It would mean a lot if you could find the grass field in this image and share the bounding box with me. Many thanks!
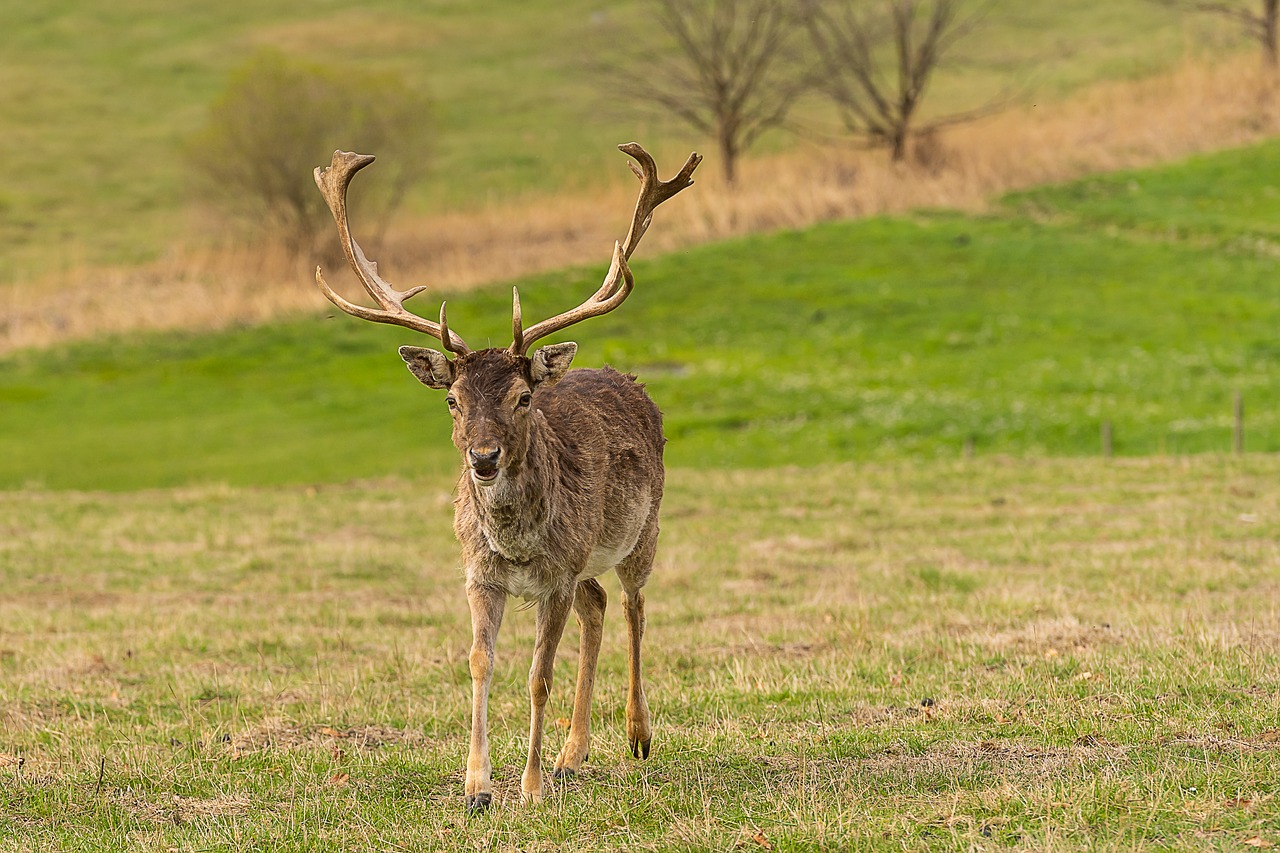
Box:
[5,138,1280,490]
[0,0,1239,280]
[5,22,1280,847]
[2,456,1278,849]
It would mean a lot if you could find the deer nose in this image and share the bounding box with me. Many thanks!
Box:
[468,447,501,469]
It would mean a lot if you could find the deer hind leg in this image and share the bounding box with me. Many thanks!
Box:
[553,579,607,778]
[521,589,574,804]
[621,584,652,759]
[617,527,658,760]
[464,584,506,812]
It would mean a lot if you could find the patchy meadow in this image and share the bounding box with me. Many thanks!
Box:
[2,456,1278,848]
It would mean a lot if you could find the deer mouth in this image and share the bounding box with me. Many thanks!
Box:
[471,465,501,486]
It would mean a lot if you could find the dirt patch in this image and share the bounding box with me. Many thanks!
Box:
[229,721,426,754]
[856,738,1096,781]
[1161,732,1280,753]
[171,794,255,820]
[976,617,1121,657]
[110,790,259,825]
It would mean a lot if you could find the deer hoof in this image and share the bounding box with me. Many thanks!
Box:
[553,747,588,777]
[465,792,492,813]
[630,737,652,760]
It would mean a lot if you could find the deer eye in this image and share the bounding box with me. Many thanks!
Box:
[516,392,532,409]
[446,396,458,410]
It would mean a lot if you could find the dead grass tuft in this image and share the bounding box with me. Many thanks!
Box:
[5,56,1280,353]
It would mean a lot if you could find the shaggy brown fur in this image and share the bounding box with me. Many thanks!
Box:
[312,143,697,812]
[401,344,665,810]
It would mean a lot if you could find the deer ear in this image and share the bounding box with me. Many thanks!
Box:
[399,346,455,389]
[530,342,577,387]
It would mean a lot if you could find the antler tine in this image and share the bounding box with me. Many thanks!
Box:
[513,144,699,355]
[510,287,525,355]
[515,242,634,353]
[313,150,469,353]
[618,143,703,262]
[439,301,465,356]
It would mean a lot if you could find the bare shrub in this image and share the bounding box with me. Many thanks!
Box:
[185,49,431,256]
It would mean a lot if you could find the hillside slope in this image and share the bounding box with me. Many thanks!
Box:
[2,140,1279,489]
[0,0,1232,281]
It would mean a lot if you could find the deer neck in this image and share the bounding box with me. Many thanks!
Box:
[465,415,560,563]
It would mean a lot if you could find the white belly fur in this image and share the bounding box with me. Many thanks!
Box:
[581,490,651,579]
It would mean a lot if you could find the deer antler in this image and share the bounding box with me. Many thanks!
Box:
[511,143,701,355]
[313,150,469,354]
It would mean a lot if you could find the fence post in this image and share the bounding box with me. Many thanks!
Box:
[1234,391,1244,455]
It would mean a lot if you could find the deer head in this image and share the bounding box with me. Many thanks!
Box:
[313,144,701,488]
[398,345,576,487]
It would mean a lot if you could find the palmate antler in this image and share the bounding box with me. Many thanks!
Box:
[313,144,701,358]
[511,144,702,355]
[313,151,468,354]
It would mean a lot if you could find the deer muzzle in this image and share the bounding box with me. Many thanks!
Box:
[468,447,502,487]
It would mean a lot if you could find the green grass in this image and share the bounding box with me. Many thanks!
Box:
[2,456,1278,849]
[5,139,1280,490]
[5,84,1280,850]
[1005,138,1280,245]
[0,0,1239,278]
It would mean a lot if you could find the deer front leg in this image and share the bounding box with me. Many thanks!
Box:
[522,589,574,804]
[622,586,652,759]
[464,583,506,812]
[553,579,607,778]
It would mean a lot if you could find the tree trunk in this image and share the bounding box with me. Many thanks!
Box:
[718,131,738,184]
[1266,0,1279,68]
[890,128,909,162]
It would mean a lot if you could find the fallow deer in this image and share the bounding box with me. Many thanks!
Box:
[312,144,700,811]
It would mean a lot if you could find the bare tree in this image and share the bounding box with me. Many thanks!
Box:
[800,0,996,162]
[603,0,805,184]
[1157,0,1279,67]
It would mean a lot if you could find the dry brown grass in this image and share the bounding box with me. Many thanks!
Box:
[4,54,1280,354]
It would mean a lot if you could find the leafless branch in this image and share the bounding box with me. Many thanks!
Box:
[799,0,1005,162]
[1155,0,1279,67]
[594,0,807,184]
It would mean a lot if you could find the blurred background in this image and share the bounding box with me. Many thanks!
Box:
[2,0,1279,489]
